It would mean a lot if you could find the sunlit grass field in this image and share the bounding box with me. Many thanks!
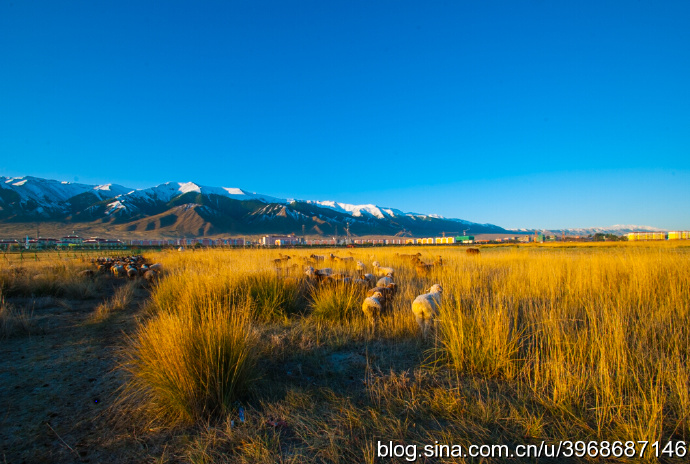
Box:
[2,241,689,462]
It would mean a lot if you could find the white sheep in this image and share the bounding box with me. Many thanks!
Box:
[111,264,125,278]
[372,261,395,278]
[411,284,443,338]
[376,275,394,287]
[362,291,384,333]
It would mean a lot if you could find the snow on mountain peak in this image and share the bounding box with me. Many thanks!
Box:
[223,187,246,196]
[179,182,202,194]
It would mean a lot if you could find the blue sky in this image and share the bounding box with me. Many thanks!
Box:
[1,1,689,230]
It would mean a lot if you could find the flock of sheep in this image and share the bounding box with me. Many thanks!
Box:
[78,248,482,337]
[85,256,162,283]
[299,252,447,338]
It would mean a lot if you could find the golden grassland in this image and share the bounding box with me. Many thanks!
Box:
[1,241,689,463]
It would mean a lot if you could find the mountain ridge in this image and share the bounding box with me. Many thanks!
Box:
[0,176,507,238]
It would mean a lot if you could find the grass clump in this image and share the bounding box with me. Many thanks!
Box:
[123,296,260,426]
[242,272,307,322]
[90,281,135,322]
[0,291,32,338]
[310,282,367,322]
[0,262,101,298]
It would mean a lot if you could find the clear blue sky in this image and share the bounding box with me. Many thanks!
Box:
[1,1,689,230]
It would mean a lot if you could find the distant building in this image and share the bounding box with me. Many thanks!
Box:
[0,239,20,250]
[627,232,666,241]
[58,234,83,246]
[262,235,302,246]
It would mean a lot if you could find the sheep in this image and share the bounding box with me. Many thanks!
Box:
[79,269,94,278]
[466,248,480,255]
[363,273,377,287]
[356,261,366,273]
[411,284,443,338]
[149,263,163,272]
[372,261,395,278]
[310,254,325,262]
[274,254,291,265]
[111,264,126,278]
[376,275,394,287]
[367,283,397,314]
[323,273,352,285]
[434,256,444,267]
[353,273,377,287]
[126,266,138,280]
[415,262,434,277]
[362,291,385,333]
[143,269,159,284]
[305,266,333,282]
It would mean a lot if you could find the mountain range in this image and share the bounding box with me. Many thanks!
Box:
[0,176,507,238]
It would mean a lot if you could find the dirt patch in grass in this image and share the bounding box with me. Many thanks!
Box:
[0,279,151,463]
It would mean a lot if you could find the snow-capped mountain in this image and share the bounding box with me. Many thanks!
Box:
[512,225,668,235]
[0,175,507,237]
[1,176,131,205]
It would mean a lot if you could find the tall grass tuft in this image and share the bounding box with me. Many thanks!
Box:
[310,282,367,322]
[243,272,307,322]
[0,291,32,338]
[0,261,100,298]
[123,296,259,426]
[90,282,135,322]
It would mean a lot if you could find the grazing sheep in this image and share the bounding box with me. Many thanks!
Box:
[466,248,480,255]
[323,273,352,285]
[111,264,126,278]
[305,266,332,282]
[376,275,394,287]
[356,261,366,273]
[310,254,325,262]
[363,273,377,287]
[149,263,163,272]
[411,284,443,338]
[367,283,397,314]
[415,262,434,277]
[126,266,138,279]
[372,261,395,278]
[143,269,159,284]
[79,269,94,278]
[362,291,384,333]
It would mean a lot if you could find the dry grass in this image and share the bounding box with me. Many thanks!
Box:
[0,258,102,298]
[135,243,690,461]
[90,281,136,322]
[122,291,261,427]
[4,242,690,462]
[0,290,33,338]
